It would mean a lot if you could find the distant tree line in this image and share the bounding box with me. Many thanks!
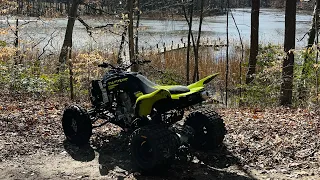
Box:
[230,0,315,9]
[11,0,315,17]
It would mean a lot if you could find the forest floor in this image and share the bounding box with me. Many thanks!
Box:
[1,94,320,180]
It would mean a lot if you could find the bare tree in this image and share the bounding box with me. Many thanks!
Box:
[58,0,83,72]
[182,0,205,83]
[246,0,260,84]
[128,0,138,71]
[184,0,194,84]
[192,0,205,82]
[299,0,320,99]
[305,1,320,50]
[280,0,296,106]
[117,25,128,65]
[135,0,141,60]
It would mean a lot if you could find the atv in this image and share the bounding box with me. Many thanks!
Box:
[61,60,226,172]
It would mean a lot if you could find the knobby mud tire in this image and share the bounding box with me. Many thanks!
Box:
[62,104,92,146]
[129,125,179,172]
[185,108,226,150]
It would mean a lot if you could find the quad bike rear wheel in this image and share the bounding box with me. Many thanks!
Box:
[185,108,226,150]
[62,105,92,146]
[129,125,179,172]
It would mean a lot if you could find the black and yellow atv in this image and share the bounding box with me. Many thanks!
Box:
[61,60,226,172]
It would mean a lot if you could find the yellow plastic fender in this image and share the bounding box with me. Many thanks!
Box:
[187,73,219,89]
[135,89,171,117]
[134,73,219,117]
[170,73,220,100]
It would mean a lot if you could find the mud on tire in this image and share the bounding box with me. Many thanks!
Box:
[62,105,92,146]
[129,125,179,172]
[185,108,226,150]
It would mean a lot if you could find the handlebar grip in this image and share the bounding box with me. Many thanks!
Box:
[98,63,109,68]
[135,60,151,64]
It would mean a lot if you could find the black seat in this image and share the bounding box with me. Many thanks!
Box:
[136,74,158,94]
[168,86,190,94]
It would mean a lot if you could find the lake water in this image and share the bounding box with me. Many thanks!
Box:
[138,8,312,48]
[0,8,313,54]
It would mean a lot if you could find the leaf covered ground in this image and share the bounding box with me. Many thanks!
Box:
[0,94,320,179]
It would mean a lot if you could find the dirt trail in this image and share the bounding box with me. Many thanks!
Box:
[0,142,252,180]
[1,96,320,179]
[1,137,319,180]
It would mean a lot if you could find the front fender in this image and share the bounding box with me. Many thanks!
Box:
[135,89,171,117]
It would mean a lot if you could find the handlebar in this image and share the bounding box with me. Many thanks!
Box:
[97,60,151,71]
[138,60,151,64]
[97,62,109,68]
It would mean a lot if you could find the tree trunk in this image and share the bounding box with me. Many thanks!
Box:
[27,0,30,15]
[246,0,260,84]
[128,0,138,72]
[58,0,81,72]
[14,19,19,48]
[193,0,204,82]
[68,48,74,100]
[135,0,140,59]
[118,25,128,64]
[280,0,296,106]
[186,1,194,85]
[14,19,19,65]
[16,0,20,14]
[67,0,71,13]
[303,2,319,71]
[299,1,320,100]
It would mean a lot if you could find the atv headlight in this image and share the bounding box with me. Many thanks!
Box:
[201,91,210,100]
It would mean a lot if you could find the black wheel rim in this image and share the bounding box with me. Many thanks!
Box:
[71,118,78,133]
[193,123,209,146]
[136,138,153,163]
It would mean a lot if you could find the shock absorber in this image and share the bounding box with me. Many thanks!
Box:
[99,81,109,104]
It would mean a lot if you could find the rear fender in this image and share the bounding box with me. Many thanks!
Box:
[187,73,219,89]
[135,89,171,117]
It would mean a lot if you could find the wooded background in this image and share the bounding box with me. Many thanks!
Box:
[11,0,315,16]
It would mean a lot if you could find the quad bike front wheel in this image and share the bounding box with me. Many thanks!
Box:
[62,105,92,146]
[185,108,226,150]
[129,125,179,172]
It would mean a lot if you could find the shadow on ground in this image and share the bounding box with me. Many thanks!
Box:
[64,132,255,180]
[63,140,95,162]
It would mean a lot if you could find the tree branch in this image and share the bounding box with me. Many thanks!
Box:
[38,30,58,60]
[82,2,117,15]
[182,5,196,49]
[77,16,118,35]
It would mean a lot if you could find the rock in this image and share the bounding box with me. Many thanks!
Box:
[289,163,302,168]
[60,151,67,155]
